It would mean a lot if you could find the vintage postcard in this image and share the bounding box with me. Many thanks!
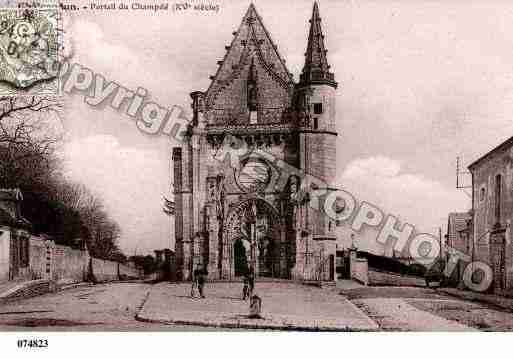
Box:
[0,0,512,356]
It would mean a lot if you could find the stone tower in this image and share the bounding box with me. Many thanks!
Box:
[173,2,338,281]
[297,1,337,185]
[292,2,338,279]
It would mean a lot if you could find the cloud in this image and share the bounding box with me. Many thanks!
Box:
[69,19,143,88]
[63,135,172,255]
[339,156,469,234]
[57,0,513,259]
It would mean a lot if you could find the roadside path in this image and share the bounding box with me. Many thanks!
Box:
[353,298,476,331]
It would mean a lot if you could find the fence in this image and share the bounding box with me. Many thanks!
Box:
[297,252,335,281]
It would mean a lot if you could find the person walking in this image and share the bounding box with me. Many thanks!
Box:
[190,268,199,298]
[242,270,250,300]
[197,268,206,298]
[248,268,255,298]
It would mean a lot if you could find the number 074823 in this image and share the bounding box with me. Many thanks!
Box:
[17,339,48,348]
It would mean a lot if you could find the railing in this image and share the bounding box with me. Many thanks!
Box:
[205,109,315,129]
[298,252,333,282]
[299,70,336,84]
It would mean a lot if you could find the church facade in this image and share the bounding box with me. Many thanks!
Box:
[173,3,339,281]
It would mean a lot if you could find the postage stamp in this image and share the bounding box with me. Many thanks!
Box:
[0,8,59,96]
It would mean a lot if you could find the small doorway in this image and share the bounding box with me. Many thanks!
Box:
[492,244,505,292]
[234,238,249,277]
[259,237,278,277]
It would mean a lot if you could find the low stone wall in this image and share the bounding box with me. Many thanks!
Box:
[28,238,47,280]
[52,245,89,283]
[28,238,89,283]
[0,237,142,288]
[351,259,369,285]
[92,258,141,282]
[119,263,143,279]
[26,238,140,284]
[350,253,369,285]
[91,258,118,282]
[0,228,11,282]
[368,269,426,287]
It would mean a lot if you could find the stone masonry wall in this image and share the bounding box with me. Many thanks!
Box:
[27,238,140,284]
[471,143,513,290]
[0,227,10,282]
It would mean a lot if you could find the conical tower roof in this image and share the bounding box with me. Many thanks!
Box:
[299,2,337,88]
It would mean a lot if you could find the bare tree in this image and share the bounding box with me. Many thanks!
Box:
[0,96,124,259]
[0,96,63,189]
[49,180,123,259]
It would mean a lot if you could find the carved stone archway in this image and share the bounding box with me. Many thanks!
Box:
[221,198,286,279]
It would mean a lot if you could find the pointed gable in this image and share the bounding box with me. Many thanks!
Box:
[299,2,337,88]
[204,4,295,125]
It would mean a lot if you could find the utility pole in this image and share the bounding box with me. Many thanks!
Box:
[456,156,472,198]
[439,227,442,260]
[251,202,257,277]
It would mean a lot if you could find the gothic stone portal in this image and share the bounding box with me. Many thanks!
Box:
[222,199,286,279]
[172,3,339,282]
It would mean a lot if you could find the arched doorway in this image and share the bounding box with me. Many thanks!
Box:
[258,235,279,277]
[233,238,249,276]
[223,198,284,278]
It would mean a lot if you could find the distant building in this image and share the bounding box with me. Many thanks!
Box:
[153,248,176,281]
[468,136,513,293]
[0,189,31,282]
[443,212,472,287]
[154,250,164,266]
[446,212,472,255]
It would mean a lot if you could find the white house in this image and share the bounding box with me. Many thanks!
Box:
[0,189,31,283]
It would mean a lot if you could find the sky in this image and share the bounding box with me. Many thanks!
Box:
[59,0,513,255]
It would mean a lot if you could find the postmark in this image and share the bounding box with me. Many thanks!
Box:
[0,8,59,95]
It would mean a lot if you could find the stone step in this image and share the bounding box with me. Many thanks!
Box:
[0,279,53,304]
